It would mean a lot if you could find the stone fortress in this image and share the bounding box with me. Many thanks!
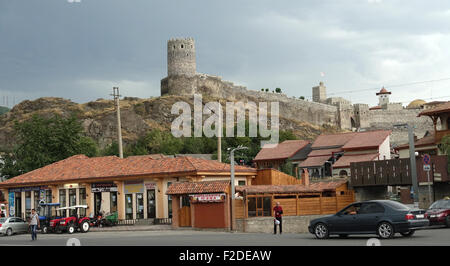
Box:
[161,38,436,146]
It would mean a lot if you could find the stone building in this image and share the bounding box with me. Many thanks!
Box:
[160,37,435,145]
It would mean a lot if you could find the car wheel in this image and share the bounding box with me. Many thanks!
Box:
[80,221,90,233]
[377,222,394,239]
[445,216,450,228]
[6,228,12,236]
[314,223,329,239]
[400,230,415,237]
[68,225,76,234]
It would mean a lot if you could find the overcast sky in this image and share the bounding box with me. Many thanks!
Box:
[1,0,450,108]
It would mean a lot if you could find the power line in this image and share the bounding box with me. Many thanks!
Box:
[294,76,450,100]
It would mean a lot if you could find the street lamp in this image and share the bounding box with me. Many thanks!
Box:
[394,123,419,208]
[228,145,249,231]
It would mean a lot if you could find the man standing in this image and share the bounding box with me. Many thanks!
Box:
[273,202,283,234]
[29,209,40,241]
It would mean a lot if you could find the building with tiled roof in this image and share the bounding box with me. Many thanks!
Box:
[299,130,391,178]
[0,154,256,221]
[253,140,311,176]
[396,101,450,158]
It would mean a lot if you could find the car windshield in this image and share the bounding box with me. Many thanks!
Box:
[0,218,6,223]
[382,201,410,211]
[429,200,450,209]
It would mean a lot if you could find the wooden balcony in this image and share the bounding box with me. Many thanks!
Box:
[435,129,450,143]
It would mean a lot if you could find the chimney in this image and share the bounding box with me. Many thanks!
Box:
[301,168,310,186]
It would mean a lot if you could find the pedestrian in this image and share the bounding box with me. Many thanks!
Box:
[29,208,40,241]
[273,202,283,234]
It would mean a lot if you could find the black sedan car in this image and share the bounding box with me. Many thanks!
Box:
[308,200,429,239]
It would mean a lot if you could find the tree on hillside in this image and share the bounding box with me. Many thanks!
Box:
[0,114,98,179]
[275,88,282,93]
[439,134,450,172]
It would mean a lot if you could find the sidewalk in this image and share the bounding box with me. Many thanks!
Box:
[90,224,172,232]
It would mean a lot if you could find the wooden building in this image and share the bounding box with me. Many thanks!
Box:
[234,180,354,219]
[166,181,231,229]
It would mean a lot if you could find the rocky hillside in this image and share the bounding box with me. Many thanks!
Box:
[0,95,342,151]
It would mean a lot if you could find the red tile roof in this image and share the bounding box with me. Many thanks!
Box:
[0,155,256,187]
[166,181,230,195]
[308,148,342,157]
[419,101,450,117]
[332,153,379,169]
[236,180,347,194]
[254,140,310,161]
[341,130,391,150]
[311,132,358,148]
[376,87,391,95]
[395,133,437,150]
[298,155,331,168]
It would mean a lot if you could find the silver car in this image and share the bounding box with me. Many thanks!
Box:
[0,217,29,236]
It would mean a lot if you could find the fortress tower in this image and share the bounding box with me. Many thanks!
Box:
[312,82,327,103]
[167,38,196,77]
[376,87,391,107]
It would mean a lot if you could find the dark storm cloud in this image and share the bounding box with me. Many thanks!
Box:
[1,0,450,107]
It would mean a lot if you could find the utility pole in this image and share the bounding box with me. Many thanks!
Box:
[229,145,248,231]
[111,87,123,158]
[395,123,419,207]
[217,100,222,163]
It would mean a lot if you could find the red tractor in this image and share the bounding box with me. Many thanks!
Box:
[49,205,91,234]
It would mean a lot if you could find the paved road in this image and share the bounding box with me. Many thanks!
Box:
[1,227,449,246]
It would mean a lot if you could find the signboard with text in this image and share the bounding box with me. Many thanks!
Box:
[91,183,118,193]
[189,193,226,203]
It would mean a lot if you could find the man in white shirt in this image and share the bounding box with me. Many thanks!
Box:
[29,209,40,241]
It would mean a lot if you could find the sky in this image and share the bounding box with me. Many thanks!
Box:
[1,0,450,108]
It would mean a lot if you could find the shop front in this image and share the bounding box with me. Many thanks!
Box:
[167,181,231,230]
[7,186,52,219]
[91,182,118,216]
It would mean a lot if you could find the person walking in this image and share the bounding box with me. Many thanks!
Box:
[29,209,40,241]
[273,202,283,234]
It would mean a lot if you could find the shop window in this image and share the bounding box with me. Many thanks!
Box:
[69,189,77,216]
[167,182,172,218]
[45,190,52,204]
[136,193,144,219]
[25,191,31,218]
[238,181,246,186]
[59,189,67,217]
[79,188,86,216]
[125,194,133,220]
[15,192,22,218]
[33,191,40,211]
[110,192,118,213]
[247,197,272,217]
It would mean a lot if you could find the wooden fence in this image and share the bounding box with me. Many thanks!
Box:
[235,190,354,218]
[350,155,449,187]
[253,169,303,185]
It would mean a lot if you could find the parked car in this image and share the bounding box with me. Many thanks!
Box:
[308,200,429,239]
[425,199,450,227]
[0,217,29,236]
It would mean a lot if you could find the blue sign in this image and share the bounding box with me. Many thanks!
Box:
[423,154,431,165]
[8,192,14,217]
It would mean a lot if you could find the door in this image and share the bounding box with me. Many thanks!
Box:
[136,193,144,219]
[16,218,28,232]
[179,196,191,227]
[358,202,385,233]
[147,189,156,219]
[329,203,362,233]
[15,195,22,219]
[179,206,191,227]
[125,194,133,220]
[94,192,102,216]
